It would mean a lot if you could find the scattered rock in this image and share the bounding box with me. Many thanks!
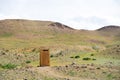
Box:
[91,63,94,66]
[117,45,119,47]
[81,65,87,68]
[25,66,33,69]
[83,70,86,72]
[89,67,95,70]
[74,66,80,69]
[87,64,90,66]
[16,57,19,59]
[71,62,76,65]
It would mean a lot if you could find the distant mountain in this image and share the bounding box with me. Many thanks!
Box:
[0,19,120,49]
[0,19,73,32]
[0,19,74,39]
[48,22,74,30]
[96,25,120,39]
[97,25,120,31]
[0,19,74,38]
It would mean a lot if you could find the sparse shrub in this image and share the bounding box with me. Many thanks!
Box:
[58,51,63,56]
[117,45,119,47]
[90,54,94,56]
[96,67,100,69]
[92,46,99,51]
[26,60,31,64]
[5,49,9,52]
[2,52,6,55]
[92,58,96,60]
[102,71,106,74]
[70,56,74,58]
[83,57,91,60]
[70,55,80,59]
[55,51,63,57]
[1,63,17,69]
[75,55,80,59]
[32,48,36,52]
[50,54,54,58]
[107,73,113,79]
[67,70,76,76]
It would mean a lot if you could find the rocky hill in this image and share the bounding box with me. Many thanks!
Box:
[97,25,120,31]
[48,22,74,30]
[96,25,120,39]
[0,19,120,49]
[0,19,73,34]
[0,19,74,39]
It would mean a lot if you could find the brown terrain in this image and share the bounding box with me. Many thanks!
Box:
[0,19,120,80]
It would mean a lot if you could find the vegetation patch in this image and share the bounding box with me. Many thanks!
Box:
[90,54,94,56]
[67,70,76,76]
[92,58,96,60]
[50,54,54,58]
[75,55,80,59]
[0,33,13,37]
[70,55,80,59]
[26,60,31,64]
[82,57,91,60]
[70,56,74,58]
[0,63,17,69]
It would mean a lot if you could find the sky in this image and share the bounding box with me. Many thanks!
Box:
[0,0,120,30]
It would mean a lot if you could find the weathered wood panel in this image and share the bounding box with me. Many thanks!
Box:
[40,49,50,66]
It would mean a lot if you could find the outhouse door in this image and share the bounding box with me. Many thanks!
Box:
[40,49,50,66]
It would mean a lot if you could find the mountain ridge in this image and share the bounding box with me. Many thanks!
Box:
[1,19,120,31]
[0,19,120,49]
[97,25,120,31]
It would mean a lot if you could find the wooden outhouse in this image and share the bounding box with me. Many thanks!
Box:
[40,49,50,66]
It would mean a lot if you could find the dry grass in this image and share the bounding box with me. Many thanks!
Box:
[0,19,120,80]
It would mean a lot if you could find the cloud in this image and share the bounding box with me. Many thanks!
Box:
[65,16,109,30]
[72,16,109,25]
